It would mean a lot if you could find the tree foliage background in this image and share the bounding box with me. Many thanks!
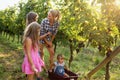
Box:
[0,0,120,79]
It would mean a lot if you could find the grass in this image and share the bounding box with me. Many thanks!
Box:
[0,33,120,80]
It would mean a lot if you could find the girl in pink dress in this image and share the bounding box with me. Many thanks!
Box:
[25,12,50,74]
[22,22,43,80]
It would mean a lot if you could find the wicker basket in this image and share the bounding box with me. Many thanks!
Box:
[48,69,78,80]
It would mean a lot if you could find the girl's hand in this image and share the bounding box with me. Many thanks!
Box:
[34,68,38,73]
[47,32,51,35]
[32,65,38,73]
[44,38,53,47]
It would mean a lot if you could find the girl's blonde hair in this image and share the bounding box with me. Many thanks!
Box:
[57,54,64,60]
[26,11,38,26]
[48,9,60,22]
[23,22,40,49]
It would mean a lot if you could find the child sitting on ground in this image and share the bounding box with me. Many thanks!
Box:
[50,54,69,77]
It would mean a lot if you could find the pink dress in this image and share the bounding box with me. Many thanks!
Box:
[22,44,44,74]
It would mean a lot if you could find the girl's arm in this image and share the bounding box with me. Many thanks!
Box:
[39,32,51,40]
[44,34,55,47]
[25,38,37,72]
[40,19,52,40]
[44,38,53,47]
[51,35,55,42]
[51,22,59,42]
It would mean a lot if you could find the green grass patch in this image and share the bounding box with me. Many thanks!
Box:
[0,34,120,80]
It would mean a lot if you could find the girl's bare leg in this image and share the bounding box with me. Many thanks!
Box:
[46,46,54,69]
[36,72,43,80]
[42,66,48,73]
[39,44,44,60]
[27,74,34,80]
